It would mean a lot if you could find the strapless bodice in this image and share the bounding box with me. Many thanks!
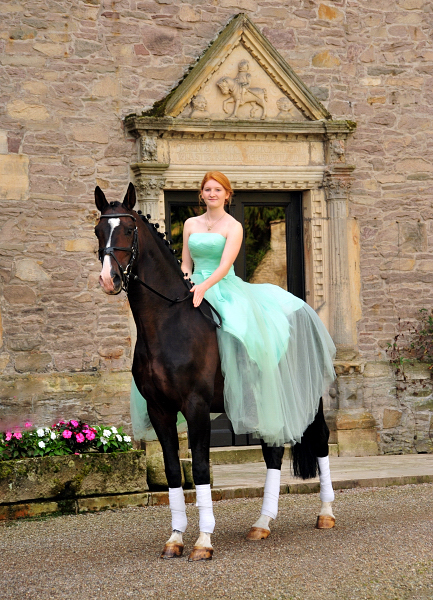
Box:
[188,232,235,278]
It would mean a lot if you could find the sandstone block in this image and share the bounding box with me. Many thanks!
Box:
[91,77,121,97]
[219,0,257,10]
[15,258,50,282]
[0,354,10,371]
[0,451,148,504]
[15,352,52,373]
[64,239,96,252]
[382,408,403,429]
[72,125,109,144]
[22,81,48,96]
[33,42,65,57]
[3,285,36,305]
[336,410,376,430]
[74,39,102,57]
[0,155,29,200]
[179,5,201,22]
[7,99,50,121]
[318,4,344,21]
[337,429,379,457]
[147,452,185,490]
[396,158,433,173]
[0,55,46,67]
[0,130,7,154]
[312,50,340,68]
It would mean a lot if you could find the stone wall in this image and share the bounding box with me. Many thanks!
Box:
[0,0,432,452]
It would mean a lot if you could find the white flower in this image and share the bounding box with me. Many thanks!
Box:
[38,440,45,448]
[123,436,131,443]
[45,428,51,434]
[102,429,112,438]
[100,437,108,444]
[116,434,122,442]
[50,431,57,440]
[36,428,45,437]
[111,426,118,434]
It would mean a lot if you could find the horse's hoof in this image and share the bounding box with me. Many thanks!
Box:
[316,515,336,529]
[160,542,184,559]
[188,546,213,561]
[246,527,270,541]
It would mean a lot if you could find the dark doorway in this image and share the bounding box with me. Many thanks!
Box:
[165,190,304,446]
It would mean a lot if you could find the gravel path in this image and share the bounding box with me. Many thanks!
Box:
[1,484,432,600]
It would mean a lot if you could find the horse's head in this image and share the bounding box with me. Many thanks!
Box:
[94,183,138,295]
[217,77,232,95]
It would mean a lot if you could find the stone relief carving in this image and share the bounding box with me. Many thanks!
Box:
[189,94,210,119]
[140,135,158,162]
[276,97,301,121]
[329,139,345,163]
[217,60,267,120]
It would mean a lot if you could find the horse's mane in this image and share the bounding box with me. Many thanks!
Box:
[138,210,190,288]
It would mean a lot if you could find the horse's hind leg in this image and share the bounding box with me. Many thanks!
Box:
[246,442,285,541]
[292,399,335,529]
[149,411,187,559]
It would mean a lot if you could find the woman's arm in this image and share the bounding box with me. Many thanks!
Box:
[181,218,194,279]
[190,220,243,307]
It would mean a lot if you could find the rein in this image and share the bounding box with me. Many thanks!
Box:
[99,213,222,329]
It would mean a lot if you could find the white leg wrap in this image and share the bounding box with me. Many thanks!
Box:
[318,456,335,503]
[169,487,187,533]
[261,468,281,520]
[195,484,215,534]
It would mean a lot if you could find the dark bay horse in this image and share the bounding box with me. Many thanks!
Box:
[94,183,335,561]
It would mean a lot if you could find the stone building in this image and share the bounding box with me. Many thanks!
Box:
[0,0,432,455]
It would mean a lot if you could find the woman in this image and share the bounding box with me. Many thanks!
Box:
[180,171,336,449]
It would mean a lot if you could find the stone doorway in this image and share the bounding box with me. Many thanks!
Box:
[165,189,304,447]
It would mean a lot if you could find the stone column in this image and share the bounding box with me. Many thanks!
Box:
[324,165,378,457]
[324,165,356,357]
[130,162,169,226]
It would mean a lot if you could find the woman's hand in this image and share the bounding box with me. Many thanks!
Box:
[189,282,208,308]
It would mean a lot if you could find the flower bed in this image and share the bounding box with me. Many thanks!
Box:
[0,420,133,461]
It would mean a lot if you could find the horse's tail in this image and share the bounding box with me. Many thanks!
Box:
[291,398,330,480]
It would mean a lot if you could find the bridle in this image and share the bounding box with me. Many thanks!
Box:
[99,213,138,292]
[98,212,222,328]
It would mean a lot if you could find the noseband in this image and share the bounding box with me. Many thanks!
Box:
[98,212,221,328]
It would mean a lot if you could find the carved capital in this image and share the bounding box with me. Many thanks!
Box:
[130,162,169,219]
[323,166,355,201]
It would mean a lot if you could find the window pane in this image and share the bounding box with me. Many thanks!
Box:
[244,205,287,289]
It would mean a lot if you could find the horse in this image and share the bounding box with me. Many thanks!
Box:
[94,183,336,562]
[217,76,268,120]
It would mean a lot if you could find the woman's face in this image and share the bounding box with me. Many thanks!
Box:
[201,178,230,208]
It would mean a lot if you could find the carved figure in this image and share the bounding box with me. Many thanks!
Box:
[190,94,210,119]
[276,96,298,121]
[217,60,268,120]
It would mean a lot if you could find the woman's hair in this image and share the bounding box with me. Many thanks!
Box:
[200,171,234,206]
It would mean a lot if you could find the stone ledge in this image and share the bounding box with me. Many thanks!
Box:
[2,474,432,521]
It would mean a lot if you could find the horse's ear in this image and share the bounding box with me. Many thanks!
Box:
[122,182,136,211]
[95,186,108,212]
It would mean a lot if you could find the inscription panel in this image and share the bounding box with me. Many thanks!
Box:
[169,140,309,166]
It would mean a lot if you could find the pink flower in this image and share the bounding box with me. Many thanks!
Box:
[76,433,85,443]
[24,422,32,428]
[5,432,12,442]
[13,432,22,440]
[85,431,95,441]
[70,420,79,427]
[62,430,72,439]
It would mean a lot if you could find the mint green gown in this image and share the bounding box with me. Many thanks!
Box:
[131,232,336,447]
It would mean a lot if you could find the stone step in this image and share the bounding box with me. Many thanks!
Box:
[210,444,339,465]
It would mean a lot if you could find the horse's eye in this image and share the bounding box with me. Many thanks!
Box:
[126,228,133,235]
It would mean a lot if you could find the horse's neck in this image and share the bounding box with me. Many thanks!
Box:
[128,234,187,333]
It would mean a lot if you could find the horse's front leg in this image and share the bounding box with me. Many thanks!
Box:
[184,394,215,561]
[148,409,187,559]
[247,441,285,540]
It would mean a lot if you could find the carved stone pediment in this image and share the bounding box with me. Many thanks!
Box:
[139,14,330,123]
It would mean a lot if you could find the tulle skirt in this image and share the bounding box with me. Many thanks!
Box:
[131,269,336,447]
